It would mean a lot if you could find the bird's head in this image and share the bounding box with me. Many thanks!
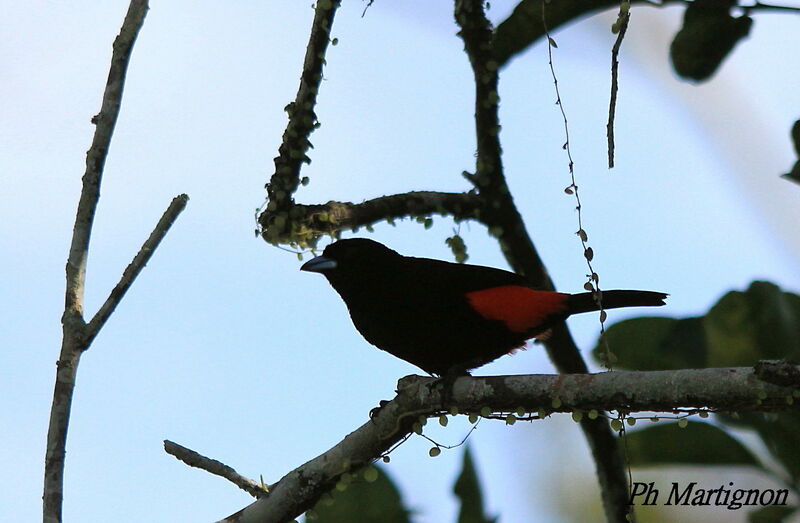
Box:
[300,238,401,286]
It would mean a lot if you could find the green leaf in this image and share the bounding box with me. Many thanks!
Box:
[626,421,761,468]
[748,504,797,523]
[718,412,800,484]
[592,316,706,370]
[313,466,411,523]
[454,447,497,523]
[704,281,800,366]
[594,281,800,370]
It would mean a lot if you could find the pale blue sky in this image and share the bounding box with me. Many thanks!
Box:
[2,2,799,522]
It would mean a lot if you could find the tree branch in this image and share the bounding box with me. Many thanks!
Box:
[42,3,187,522]
[164,440,268,500]
[260,0,340,248]
[455,1,633,520]
[493,0,800,69]
[216,365,800,522]
[260,191,483,243]
[85,194,188,344]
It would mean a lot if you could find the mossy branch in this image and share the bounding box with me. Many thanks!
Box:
[216,363,800,523]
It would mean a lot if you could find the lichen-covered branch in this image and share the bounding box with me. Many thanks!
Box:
[260,191,483,244]
[260,0,340,248]
[217,364,800,523]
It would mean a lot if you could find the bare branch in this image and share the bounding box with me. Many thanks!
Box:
[217,365,800,522]
[64,0,150,316]
[85,194,189,343]
[164,440,268,499]
[607,4,631,169]
[42,3,187,522]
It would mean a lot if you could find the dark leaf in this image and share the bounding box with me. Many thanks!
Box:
[592,316,706,370]
[313,466,411,523]
[748,504,797,523]
[781,120,800,184]
[717,412,800,484]
[704,281,800,367]
[670,0,752,82]
[626,421,762,468]
[454,447,497,523]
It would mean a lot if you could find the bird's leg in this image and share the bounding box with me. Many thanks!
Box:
[429,367,470,412]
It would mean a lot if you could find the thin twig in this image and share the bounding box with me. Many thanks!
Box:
[164,440,269,499]
[85,194,189,343]
[607,3,630,169]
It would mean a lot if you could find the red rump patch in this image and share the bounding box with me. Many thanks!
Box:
[465,286,569,333]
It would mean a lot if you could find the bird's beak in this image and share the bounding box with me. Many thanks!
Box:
[300,255,337,273]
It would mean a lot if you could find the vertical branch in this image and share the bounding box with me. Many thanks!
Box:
[607,2,631,169]
[260,0,341,248]
[44,2,150,522]
[456,1,631,520]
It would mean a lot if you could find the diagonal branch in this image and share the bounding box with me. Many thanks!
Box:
[455,1,632,521]
[85,194,188,344]
[215,365,800,523]
[164,440,269,500]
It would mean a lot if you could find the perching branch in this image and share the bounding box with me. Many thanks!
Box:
[215,364,800,523]
[43,2,187,522]
[164,440,269,500]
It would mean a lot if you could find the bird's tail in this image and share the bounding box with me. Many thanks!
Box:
[567,290,667,314]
